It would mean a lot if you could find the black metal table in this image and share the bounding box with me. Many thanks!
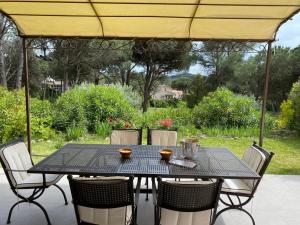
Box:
[29,144,260,180]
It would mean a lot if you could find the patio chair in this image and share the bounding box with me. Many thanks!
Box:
[152,177,223,225]
[147,128,178,146]
[216,142,274,225]
[0,139,68,225]
[110,127,143,145]
[68,175,140,225]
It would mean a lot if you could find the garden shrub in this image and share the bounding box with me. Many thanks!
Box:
[279,79,300,134]
[0,87,26,142]
[95,122,112,138]
[65,124,86,141]
[193,87,259,128]
[150,99,178,108]
[140,102,193,129]
[30,98,55,140]
[111,83,142,109]
[0,88,55,143]
[53,84,137,132]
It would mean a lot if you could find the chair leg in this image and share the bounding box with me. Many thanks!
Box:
[7,200,52,225]
[145,178,149,201]
[215,206,255,225]
[31,200,52,225]
[53,184,68,205]
[7,200,26,224]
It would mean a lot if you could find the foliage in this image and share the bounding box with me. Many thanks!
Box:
[278,100,295,129]
[132,40,192,112]
[95,122,112,138]
[157,118,173,129]
[0,87,55,143]
[30,98,55,140]
[193,87,260,128]
[171,77,192,93]
[185,75,208,108]
[65,124,86,141]
[53,84,137,132]
[280,79,300,134]
[110,83,142,109]
[140,102,193,128]
[149,99,178,108]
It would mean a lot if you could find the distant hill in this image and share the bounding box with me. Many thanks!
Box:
[163,72,196,85]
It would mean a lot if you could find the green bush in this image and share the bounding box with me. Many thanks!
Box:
[66,124,86,141]
[193,87,259,128]
[0,87,26,142]
[0,88,55,143]
[53,84,137,132]
[279,79,300,134]
[95,122,112,138]
[31,98,55,140]
[150,99,178,108]
[140,102,193,128]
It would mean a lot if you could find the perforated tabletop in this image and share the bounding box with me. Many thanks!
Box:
[29,144,260,179]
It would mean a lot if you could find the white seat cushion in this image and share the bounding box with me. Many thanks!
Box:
[17,174,63,188]
[150,130,177,146]
[222,179,252,195]
[110,130,139,145]
[160,208,211,225]
[78,206,132,225]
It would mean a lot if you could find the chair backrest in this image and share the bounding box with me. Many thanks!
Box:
[157,179,223,225]
[147,128,178,146]
[0,140,33,188]
[242,142,274,194]
[110,127,142,145]
[68,175,134,225]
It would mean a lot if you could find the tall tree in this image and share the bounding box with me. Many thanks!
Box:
[132,40,191,112]
[0,14,12,88]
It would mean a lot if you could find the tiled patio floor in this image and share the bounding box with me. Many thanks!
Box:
[0,170,299,225]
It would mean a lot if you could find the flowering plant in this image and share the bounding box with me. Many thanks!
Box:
[107,117,132,129]
[157,118,173,129]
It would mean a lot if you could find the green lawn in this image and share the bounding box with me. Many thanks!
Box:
[32,134,300,175]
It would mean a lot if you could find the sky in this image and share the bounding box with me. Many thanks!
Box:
[189,13,300,74]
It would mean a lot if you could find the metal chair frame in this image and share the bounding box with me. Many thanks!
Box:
[0,139,68,225]
[215,142,274,225]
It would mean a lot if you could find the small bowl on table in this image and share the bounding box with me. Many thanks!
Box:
[160,149,173,162]
[119,148,132,159]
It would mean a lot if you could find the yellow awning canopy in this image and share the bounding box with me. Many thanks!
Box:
[0,0,300,41]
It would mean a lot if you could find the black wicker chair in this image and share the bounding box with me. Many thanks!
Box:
[216,142,274,225]
[152,177,223,225]
[0,139,68,225]
[68,175,140,225]
[110,127,143,145]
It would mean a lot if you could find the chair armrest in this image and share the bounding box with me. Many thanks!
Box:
[135,177,141,206]
[152,177,157,206]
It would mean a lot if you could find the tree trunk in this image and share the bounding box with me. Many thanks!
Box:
[142,89,150,112]
[63,71,69,91]
[16,39,24,90]
[0,38,7,87]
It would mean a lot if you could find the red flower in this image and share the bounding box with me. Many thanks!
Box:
[107,117,113,124]
[124,122,131,128]
[159,118,173,128]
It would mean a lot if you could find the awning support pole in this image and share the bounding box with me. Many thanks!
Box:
[22,38,31,154]
[259,41,272,147]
